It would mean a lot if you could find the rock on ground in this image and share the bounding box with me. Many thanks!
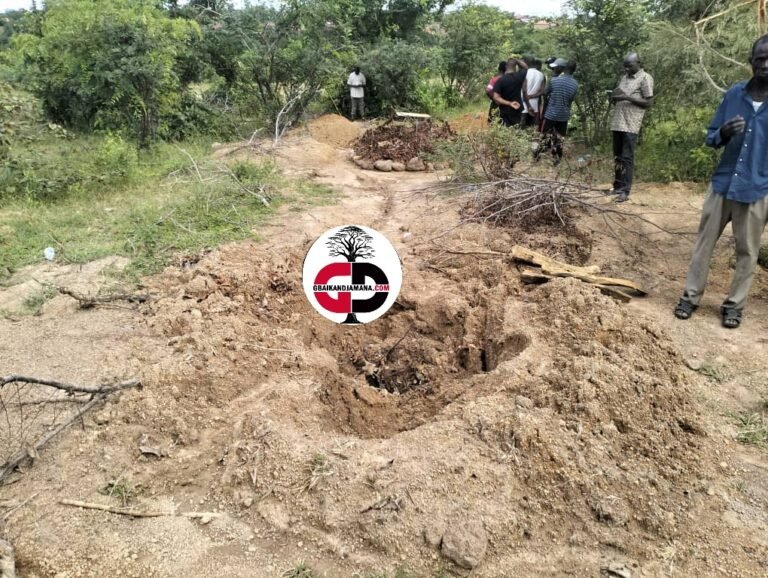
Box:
[440,519,487,569]
[374,160,393,172]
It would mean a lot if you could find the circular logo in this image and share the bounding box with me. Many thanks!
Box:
[303,225,402,324]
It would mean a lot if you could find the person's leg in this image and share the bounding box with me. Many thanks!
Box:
[621,133,638,196]
[358,98,365,119]
[349,97,356,119]
[613,131,625,192]
[722,195,768,312]
[681,190,732,307]
[553,121,567,160]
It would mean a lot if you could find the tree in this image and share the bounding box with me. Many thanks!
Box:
[326,226,375,262]
[439,5,517,101]
[13,0,200,147]
[557,0,648,144]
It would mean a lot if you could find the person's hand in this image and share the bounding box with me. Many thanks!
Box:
[720,116,746,140]
[510,101,521,110]
[611,89,627,102]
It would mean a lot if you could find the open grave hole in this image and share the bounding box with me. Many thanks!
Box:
[313,284,532,438]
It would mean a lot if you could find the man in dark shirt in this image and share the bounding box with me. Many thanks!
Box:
[537,59,578,164]
[492,57,528,127]
[674,34,768,329]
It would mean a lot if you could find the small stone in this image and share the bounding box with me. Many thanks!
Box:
[719,462,728,469]
[199,514,214,525]
[374,159,393,172]
[242,496,254,508]
[515,395,534,409]
[707,486,716,496]
[440,519,487,569]
[401,231,412,242]
[686,359,703,371]
[423,524,445,549]
[353,157,375,170]
[406,157,426,171]
[391,162,406,172]
[602,562,632,578]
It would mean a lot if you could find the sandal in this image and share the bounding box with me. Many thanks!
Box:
[721,306,742,329]
[674,299,697,320]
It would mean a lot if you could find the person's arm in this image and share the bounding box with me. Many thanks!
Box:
[493,88,521,109]
[511,58,528,71]
[347,75,354,87]
[706,92,744,148]
[360,74,366,86]
[613,75,653,108]
[528,77,546,99]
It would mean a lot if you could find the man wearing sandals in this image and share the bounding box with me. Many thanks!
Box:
[675,35,768,329]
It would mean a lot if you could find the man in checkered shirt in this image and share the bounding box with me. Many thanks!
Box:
[610,53,654,203]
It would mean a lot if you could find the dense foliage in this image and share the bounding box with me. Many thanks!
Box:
[0,0,762,192]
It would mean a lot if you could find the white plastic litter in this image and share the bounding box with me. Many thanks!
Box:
[43,247,56,261]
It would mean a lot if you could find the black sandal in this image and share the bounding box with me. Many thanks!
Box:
[721,306,742,329]
[674,299,697,320]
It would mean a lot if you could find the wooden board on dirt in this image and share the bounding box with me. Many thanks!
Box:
[511,245,646,301]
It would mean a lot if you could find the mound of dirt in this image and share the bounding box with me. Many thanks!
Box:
[307,114,361,148]
[449,111,488,133]
[353,120,454,163]
[124,236,716,571]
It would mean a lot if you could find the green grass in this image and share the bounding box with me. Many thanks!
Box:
[0,135,336,282]
[733,411,768,448]
[21,282,57,315]
[282,562,315,578]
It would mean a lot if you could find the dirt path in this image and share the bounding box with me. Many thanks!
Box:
[1,124,767,578]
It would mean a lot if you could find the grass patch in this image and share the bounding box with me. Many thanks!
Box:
[99,477,143,507]
[299,452,333,493]
[733,411,768,448]
[21,282,57,315]
[0,135,336,282]
[695,362,729,383]
[282,561,315,578]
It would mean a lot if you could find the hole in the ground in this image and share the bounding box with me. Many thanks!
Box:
[483,332,532,372]
[317,304,531,438]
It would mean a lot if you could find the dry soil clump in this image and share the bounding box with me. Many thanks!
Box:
[306,114,362,148]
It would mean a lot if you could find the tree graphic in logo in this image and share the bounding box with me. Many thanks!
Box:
[326,225,375,262]
[326,225,375,324]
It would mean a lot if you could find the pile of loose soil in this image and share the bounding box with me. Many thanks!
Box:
[306,114,361,148]
[449,111,488,133]
[352,120,454,164]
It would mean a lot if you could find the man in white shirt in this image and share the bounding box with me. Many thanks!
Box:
[522,58,546,130]
[347,67,366,120]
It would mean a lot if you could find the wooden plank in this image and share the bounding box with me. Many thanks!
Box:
[520,268,633,303]
[510,245,601,275]
[395,111,431,119]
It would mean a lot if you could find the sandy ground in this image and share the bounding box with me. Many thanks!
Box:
[0,118,767,578]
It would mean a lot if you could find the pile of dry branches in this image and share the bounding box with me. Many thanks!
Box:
[452,177,602,228]
[0,375,140,485]
[353,120,454,163]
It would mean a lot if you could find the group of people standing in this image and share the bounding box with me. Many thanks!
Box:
[486,53,653,204]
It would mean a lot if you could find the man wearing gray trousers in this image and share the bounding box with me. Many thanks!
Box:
[675,35,768,329]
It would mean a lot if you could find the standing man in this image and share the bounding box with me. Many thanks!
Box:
[674,35,768,329]
[538,59,578,164]
[610,53,654,203]
[485,61,507,124]
[347,67,366,121]
[522,58,546,130]
[492,57,528,127]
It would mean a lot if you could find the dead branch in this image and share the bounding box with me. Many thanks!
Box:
[0,395,104,485]
[175,146,204,183]
[0,375,140,395]
[57,287,149,308]
[59,499,223,520]
[2,492,38,521]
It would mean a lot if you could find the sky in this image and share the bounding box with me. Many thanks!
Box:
[0,0,566,17]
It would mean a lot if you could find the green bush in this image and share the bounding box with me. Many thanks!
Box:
[637,107,719,182]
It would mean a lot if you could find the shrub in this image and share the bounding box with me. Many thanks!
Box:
[636,107,719,182]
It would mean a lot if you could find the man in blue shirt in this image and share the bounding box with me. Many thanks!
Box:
[536,59,578,165]
[674,35,768,329]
